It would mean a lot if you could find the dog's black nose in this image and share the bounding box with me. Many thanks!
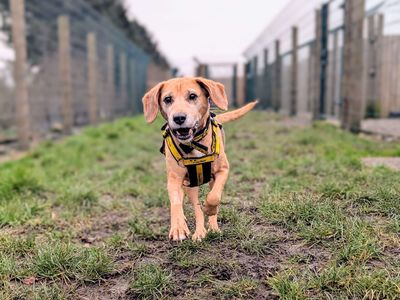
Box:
[173,114,186,125]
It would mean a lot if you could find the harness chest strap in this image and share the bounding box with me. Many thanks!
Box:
[161,119,221,187]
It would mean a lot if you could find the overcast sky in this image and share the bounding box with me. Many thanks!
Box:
[124,0,290,75]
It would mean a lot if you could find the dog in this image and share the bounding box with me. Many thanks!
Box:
[142,77,257,241]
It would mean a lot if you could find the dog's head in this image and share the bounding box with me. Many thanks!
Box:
[142,77,228,142]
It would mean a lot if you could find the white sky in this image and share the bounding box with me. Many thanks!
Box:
[124,0,290,75]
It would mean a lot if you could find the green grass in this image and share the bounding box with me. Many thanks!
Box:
[128,263,173,299]
[0,112,399,298]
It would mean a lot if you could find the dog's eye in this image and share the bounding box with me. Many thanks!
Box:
[189,93,198,101]
[163,96,173,104]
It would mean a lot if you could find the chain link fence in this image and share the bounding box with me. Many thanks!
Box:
[0,0,157,150]
[244,0,400,133]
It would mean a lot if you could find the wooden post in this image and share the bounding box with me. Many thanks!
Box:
[58,15,73,134]
[232,64,238,107]
[273,40,281,111]
[106,44,115,119]
[290,26,298,116]
[376,14,384,117]
[366,14,383,118]
[87,32,97,125]
[263,48,269,108]
[119,52,127,115]
[330,30,339,116]
[313,9,322,120]
[340,0,365,132]
[11,0,30,149]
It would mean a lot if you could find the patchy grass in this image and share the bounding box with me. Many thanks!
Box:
[0,112,399,298]
[127,263,173,299]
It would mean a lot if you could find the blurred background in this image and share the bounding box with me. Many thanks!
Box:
[0,0,399,152]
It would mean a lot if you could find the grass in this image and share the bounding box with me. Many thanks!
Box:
[0,112,399,298]
[128,263,173,299]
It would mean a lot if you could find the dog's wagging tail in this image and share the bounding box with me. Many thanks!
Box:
[214,100,259,124]
[142,77,257,242]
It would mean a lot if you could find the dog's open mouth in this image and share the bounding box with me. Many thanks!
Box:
[172,127,195,140]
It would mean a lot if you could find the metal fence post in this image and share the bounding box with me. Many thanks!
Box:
[319,4,329,117]
[290,26,298,116]
[120,52,128,115]
[129,58,138,114]
[87,32,98,125]
[273,40,281,111]
[106,44,115,120]
[253,56,258,102]
[313,5,329,121]
[11,0,30,149]
[341,0,365,132]
[58,15,73,134]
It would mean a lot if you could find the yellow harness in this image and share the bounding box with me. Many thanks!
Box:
[161,118,221,187]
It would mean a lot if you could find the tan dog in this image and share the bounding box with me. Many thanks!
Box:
[143,77,257,241]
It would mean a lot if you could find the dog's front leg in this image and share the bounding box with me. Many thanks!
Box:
[204,160,229,218]
[167,173,190,241]
[184,186,207,241]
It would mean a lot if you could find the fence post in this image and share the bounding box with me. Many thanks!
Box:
[253,56,258,101]
[129,58,138,113]
[313,5,329,121]
[11,0,30,149]
[330,30,339,116]
[87,32,97,125]
[120,52,128,115]
[263,48,269,108]
[290,26,298,116]
[273,40,281,111]
[58,15,73,134]
[341,0,365,132]
[376,14,384,117]
[312,10,321,120]
[232,64,238,107]
[366,14,383,118]
[106,44,115,119]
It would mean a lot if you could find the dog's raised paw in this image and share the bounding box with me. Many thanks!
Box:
[192,227,207,241]
[203,202,218,216]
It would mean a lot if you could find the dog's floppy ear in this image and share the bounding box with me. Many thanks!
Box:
[142,82,163,123]
[195,78,228,111]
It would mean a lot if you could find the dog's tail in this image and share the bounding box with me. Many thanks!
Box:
[214,100,258,124]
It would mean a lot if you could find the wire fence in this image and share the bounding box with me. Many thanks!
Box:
[0,0,170,150]
[244,0,400,132]
[195,61,242,107]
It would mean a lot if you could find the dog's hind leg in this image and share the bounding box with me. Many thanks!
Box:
[184,186,207,241]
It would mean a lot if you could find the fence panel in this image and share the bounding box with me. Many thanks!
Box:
[0,0,150,149]
[243,0,400,132]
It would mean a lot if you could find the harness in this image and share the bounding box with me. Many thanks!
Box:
[160,116,222,187]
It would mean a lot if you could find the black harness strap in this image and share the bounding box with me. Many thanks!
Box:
[160,116,221,187]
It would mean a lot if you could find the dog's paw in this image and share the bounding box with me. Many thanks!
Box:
[192,227,207,242]
[208,219,221,233]
[203,202,218,216]
[169,221,190,241]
